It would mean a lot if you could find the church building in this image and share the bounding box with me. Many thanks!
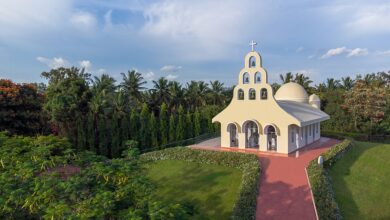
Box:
[212,41,329,154]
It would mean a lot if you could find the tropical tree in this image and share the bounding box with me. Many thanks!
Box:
[120,70,146,102]
[151,77,171,107]
[280,72,293,84]
[176,106,185,141]
[159,103,168,145]
[208,80,225,105]
[169,114,176,142]
[341,76,354,90]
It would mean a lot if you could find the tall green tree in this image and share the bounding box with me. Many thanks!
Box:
[159,103,168,145]
[169,114,176,142]
[120,70,146,102]
[149,112,158,148]
[152,77,171,107]
[139,103,150,149]
[194,109,201,137]
[41,67,91,140]
[185,111,193,138]
[176,106,185,141]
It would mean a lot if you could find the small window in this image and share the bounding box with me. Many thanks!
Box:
[260,88,268,100]
[316,123,319,133]
[249,89,256,100]
[243,72,249,84]
[249,56,256,68]
[255,72,261,84]
[238,89,244,100]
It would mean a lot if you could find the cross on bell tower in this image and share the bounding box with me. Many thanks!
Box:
[249,40,257,52]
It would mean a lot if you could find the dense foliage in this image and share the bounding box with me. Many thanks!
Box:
[141,147,261,220]
[307,139,353,220]
[1,68,389,158]
[0,132,189,219]
[40,68,225,158]
[0,79,48,135]
[276,71,389,134]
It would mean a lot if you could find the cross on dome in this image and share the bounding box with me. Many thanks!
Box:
[249,40,257,51]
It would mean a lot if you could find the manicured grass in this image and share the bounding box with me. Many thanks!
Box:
[329,141,390,220]
[145,159,242,219]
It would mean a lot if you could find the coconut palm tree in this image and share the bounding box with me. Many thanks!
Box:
[168,81,184,112]
[326,78,341,91]
[208,80,225,105]
[341,76,354,90]
[280,72,293,84]
[120,70,146,102]
[151,77,171,107]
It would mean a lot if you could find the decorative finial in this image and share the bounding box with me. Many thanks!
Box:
[249,40,257,52]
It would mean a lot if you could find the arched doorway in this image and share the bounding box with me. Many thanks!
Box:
[243,121,259,149]
[227,123,238,147]
[265,125,277,151]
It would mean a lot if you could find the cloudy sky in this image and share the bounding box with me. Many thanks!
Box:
[1,0,390,86]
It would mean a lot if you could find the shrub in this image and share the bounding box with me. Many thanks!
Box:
[141,147,261,220]
[307,139,353,220]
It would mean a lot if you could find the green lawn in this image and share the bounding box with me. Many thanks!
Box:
[329,141,390,220]
[144,160,242,219]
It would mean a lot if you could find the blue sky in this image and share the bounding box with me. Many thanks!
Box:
[1,0,390,87]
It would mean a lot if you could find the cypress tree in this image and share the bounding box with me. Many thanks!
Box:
[185,111,193,138]
[149,113,158,148]
[176,106,185,141]
[140,103,150,150]
[194,109,201,137]
[76,117,85,150]
[159,103,168,146]
[98,116,107,156]
[130,109,139,141]
[169,114,176,142]
[87,112,95,151]
[111,115,120,158]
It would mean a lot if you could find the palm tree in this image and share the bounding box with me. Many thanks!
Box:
[326,78,341,91]
[151,77,171,106]
[208,80,225,105]
[280,72,293,84]
[120,70,146,102]
[294,73,313,92]
[168,81,184,111]
[185,81,209,110]
[92,74,116,95]
[341,76,354,90]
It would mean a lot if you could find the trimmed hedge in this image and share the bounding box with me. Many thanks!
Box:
[141,147,261,220]
[307,139,353,220]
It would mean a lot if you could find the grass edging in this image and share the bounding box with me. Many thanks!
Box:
[141,147,261,220]
[306,139,353,220]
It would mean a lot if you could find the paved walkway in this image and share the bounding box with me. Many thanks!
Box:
[190,137,340,220]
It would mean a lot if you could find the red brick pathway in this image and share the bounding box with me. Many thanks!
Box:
[190,137,340,220]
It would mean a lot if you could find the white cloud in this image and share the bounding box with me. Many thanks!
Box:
[36,56,69,69]
[166,74,178,80]
[321,47,369,59]
[296,47,304,53]
[160,65,182,72]
[377,50,390,55]
[79,60,92,71]
[144,71,155,81]
[321,47,348,59]
[70,11,97,31]
[347,48,368,57]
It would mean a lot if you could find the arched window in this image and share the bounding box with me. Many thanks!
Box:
[249,88,256,100]
[255,72,261,84]
[243,72,249,84]
[261,88,268,100]
[238,89,244,100]
[249,56,256,68]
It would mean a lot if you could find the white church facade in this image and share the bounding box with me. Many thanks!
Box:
[212,41,329,154]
